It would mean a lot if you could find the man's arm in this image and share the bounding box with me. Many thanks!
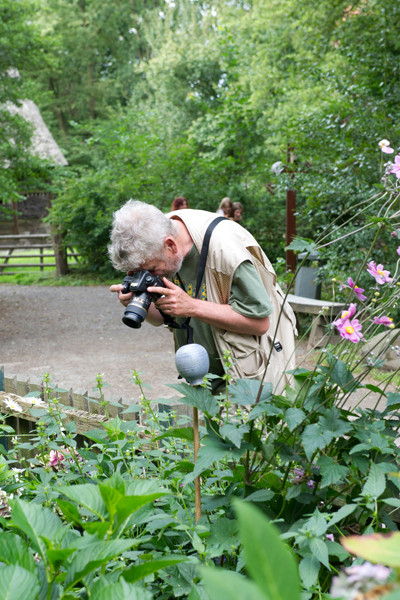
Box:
[148,278,269,336]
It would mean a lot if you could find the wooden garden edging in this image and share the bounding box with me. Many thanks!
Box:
[0,369,138,441]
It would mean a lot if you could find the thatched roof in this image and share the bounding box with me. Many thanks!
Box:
[6,99,68,166]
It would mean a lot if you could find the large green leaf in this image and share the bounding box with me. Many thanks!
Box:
[0,565,39,600]
[201,567,267,600]
[318,455,349,488]
[301,424,335,460]
[10,499,64,559]
[0,532,36,573]
[361,462,386,500]
[64,539,138,591]
[123,556,188,584]
[90,579,153,600]
[59,484,108,519]
[229,379,272,406]
[234,500,301,600]
[298,555,320,589]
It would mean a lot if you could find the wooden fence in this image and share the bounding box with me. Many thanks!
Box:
[0,233,80,274]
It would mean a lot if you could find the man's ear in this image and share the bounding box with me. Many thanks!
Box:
[164,236,178,254]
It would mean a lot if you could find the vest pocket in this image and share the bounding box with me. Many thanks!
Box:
[219,331,266,379]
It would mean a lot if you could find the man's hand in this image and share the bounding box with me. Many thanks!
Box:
[109,283,132,307]
[148,277,196,317]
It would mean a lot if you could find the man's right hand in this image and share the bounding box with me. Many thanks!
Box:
[109,284,132,307]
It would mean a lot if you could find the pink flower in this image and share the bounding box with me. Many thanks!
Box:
[347,278,367,301]
[336,318,364,343]
[367,261,392,284]
[397,246,400,256]
[379,139,394,154]
[326,534,334,542]
[49,450,64,467]
[373,316,394,327]
[334,303,357,325]
[390,155,400,178]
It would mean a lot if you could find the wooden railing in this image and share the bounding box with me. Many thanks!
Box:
[0,233,80,274]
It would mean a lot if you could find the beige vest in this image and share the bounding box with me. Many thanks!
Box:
[169,209,297,394]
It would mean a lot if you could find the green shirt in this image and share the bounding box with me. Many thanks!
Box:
[173,245,273,382]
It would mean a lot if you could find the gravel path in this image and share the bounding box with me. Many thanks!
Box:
[0,284,178,403]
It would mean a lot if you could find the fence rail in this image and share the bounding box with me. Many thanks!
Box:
[0,233,80,273]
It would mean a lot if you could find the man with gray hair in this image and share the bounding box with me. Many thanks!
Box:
[109,200,296,393]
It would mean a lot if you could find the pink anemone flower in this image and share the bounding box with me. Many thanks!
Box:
[367,261,392,284]
[347,278,367,301]
[373,316,394,327]
[336,318,364,343]
[390,155,400,178]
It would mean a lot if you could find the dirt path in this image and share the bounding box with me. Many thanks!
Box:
[0,284,178,403]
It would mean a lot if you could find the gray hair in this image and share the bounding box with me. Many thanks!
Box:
[108,200,179,271]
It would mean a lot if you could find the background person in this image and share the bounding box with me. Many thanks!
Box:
[170,196,189,211]
[109,200,296,394]
[216,197,233,218]
[230,201,243,223]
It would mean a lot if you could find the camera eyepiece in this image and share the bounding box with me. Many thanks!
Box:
[121,270,164,329]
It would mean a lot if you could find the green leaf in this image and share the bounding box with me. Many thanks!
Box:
[0,532,36,573]
[301,424,334,460]
[167,383,219,416]
[286,237,317,254]
[64,539,138,591]
[284,408,306,432]
[184,436,243,483]
[59,484,108,519]
[10,499,64,559]
[156,427,194,442]
[318,455,349,488]
[327,504,357,527]
[201,567,267,600]
[90,579,153,600]
[234,500,301,600]
[309,538,330,569]
[361,463,386,500]
[220,423,249,448]
[229,379,272,406]
[299,555,320,589]
[123,556,187,584]
[341,532,400,567]
[0,565,39,600]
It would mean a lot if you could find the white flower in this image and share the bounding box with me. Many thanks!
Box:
[4,397,23,413]
[26,397,45,406]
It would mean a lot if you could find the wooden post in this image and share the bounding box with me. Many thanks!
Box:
[193,407,201,522]
[47,194,69,276]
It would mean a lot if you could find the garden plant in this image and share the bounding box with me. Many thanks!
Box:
[2,141,400,599]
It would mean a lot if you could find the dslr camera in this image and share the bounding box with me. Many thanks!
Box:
[121,270,165,329]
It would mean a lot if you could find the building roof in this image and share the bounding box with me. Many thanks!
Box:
[6,99,68,166]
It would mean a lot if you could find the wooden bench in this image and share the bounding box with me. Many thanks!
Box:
[287,293,345,347]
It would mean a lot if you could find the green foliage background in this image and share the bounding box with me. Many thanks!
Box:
[2,0,400,276]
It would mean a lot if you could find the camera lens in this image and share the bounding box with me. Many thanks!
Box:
[122,293,151,329]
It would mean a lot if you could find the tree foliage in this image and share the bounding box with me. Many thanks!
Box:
[2,0,400,276]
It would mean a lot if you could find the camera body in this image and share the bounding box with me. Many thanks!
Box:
[121,270,165,329]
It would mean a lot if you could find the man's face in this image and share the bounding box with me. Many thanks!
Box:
[140,249,183,279]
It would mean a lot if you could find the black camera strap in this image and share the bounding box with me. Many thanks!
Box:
[162,216,226,344]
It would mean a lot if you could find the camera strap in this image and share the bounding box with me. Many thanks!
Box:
[162,216,226,344]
